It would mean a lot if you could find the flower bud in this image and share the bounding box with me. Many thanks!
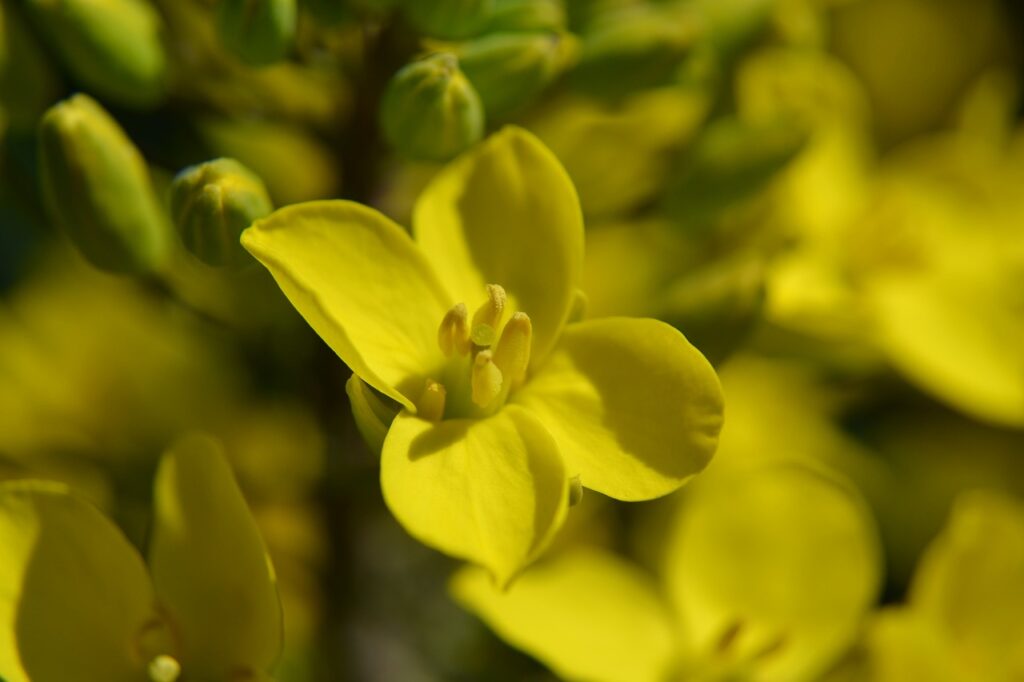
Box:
[170,158,273,268]
[216,0,297,66]
[665,117,807,228]
[38,94,170,274]
[402,0,494,40]
[0,0,60,130]
[486,0,565,33]
[458,31,566,117]
[22,0,167,107]
[662,254,765,366]
[301,0,352,25]
[571,5,698,98]
[380,53,484,162]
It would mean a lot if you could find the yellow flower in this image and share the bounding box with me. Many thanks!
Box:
[0,435,282,682]
[866,490,1024,682]
[452,464,882,682]
[242,126,724,584]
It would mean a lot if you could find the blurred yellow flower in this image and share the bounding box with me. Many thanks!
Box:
[242,126,724,584]
[866,490,1024,681]
[0,435,282,682]
[453,464,881,682]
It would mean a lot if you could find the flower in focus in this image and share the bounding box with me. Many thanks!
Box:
[0,435,282,682]
[242,126,724,584]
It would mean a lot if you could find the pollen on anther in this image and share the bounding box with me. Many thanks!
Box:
[471,284,507,331]
[438,302,470,356]
[471,350,503,407]
[493,312,532,384]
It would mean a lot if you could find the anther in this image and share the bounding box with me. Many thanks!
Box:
[471,350,504,407]
[492,312,532,385]
[148,655,181,682]
[418,379,447,422]
[471,284,507,336]
[438,303,470,356]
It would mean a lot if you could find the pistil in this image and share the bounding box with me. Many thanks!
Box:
[432,284,534,418]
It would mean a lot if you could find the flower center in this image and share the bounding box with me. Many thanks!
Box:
[422,284,533,420]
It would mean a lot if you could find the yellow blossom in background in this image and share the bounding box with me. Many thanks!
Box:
[866,490,1024,682]
[453,464,881,682]
[0,434,282,682]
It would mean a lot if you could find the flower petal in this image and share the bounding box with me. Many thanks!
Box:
[451,547,678,682]
[665,465,882,681]
[0,481,159,682]
[242,200,453,411]
[513,317,723,500]
[908,490,1024,679]
[148,434,283,679]
[865,609,957,682]
[866,274,1024,428]
[413,126,584,366]
[381,405,569,586]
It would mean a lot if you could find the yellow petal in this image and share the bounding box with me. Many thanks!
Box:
[413,126,583,366]
[451,547,678,682]
[380,405,568,586]
[242,200,453,411]
[665,466,881,681]
[866,274,1024,428]
[865,609,958,682]
[908,490,1024,680]
[0,481,160,682]
[148,434,283,679]
[513,317,723,500]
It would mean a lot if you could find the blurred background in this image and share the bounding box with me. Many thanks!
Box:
[1,0,1023,679]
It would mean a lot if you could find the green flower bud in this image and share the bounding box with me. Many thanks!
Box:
[402,0,494,39]
[662,254,765,366]
[486,0,565,32]
[689,0,775,54]
[22,0,167,108]
[38,94,170,273]
[0,0,60,130]
[459,31,565,117]
[169,158,273,268]
[571,5,698,98]
[216,0,297,66]
[380,53,484,162]
[301,0,351,25]
[665,117,808,228]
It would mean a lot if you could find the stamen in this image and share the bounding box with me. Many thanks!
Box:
[417,379,447,422]
[568,475,583,506]
[492,312,532,385]
[148,655,181,682]
[471,350,503,407]
[438,302,470,356]
[471,284,507,333]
